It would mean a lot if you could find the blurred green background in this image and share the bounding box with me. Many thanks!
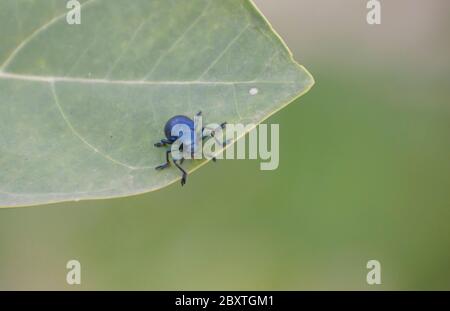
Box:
[0,0,449,290]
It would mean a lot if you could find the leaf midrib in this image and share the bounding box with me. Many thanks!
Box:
[0,71,297,86]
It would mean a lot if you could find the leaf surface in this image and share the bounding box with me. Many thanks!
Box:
[0,0,314,207]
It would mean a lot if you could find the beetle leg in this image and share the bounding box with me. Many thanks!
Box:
[154,138,173,147]
[219,122,231,146]
[223,138,232,147]
[211,136,230,148]
[202,151,217,162]
[173,159,187,186]
[155,150,171,170]
[203,121,226,138]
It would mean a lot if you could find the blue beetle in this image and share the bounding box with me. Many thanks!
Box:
[154,111,226,186]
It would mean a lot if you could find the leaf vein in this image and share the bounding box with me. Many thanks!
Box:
[104,19,148,78]
[0,71,295,86]
[141,0,212,80]
[0,0,99,71]
[50,82,153,170]
[197,23,251,80]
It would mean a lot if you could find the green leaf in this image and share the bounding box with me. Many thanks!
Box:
[0,0,314,207]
